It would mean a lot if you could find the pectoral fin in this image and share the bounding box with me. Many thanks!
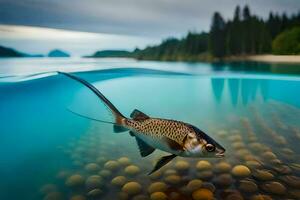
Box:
[135,137,155,157]
[162,136,183,151]
[149,154,177,175]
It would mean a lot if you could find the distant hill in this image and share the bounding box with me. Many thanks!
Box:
[0,45,25,57]
[88,50,131,58]
[48,49,70,57]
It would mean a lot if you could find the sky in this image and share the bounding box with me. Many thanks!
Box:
[0,0,299,56]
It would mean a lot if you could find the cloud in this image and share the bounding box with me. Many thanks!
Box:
[0,0,299,39]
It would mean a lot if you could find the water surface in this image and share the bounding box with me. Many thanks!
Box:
[1,59,300,200]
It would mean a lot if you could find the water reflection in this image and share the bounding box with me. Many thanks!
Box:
[211,77,300,108]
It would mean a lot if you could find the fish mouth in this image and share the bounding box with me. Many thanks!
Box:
[215,148,225,157]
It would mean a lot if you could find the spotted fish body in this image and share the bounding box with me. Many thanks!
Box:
[60,72,226,174]
[124,118,191,155]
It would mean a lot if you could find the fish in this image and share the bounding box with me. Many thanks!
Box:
[59,72,226,174]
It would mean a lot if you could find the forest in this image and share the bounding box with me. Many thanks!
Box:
[133,5,300,61]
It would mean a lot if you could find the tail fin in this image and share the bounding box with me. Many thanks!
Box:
[59,72,126,126]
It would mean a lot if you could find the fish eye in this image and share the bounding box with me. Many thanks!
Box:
[205,144,215,152]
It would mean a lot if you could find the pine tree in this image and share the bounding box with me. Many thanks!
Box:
[209,12,226,57]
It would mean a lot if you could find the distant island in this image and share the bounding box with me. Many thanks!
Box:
[48,49,70,57]
[86,50,131,58]
[0,46,70,58]
[0,45,25,57]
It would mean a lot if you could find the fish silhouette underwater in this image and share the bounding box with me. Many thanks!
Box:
[59,72,225,174]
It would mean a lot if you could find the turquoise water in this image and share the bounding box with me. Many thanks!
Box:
[1,58,300,200]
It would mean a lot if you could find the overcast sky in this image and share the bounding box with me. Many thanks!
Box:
[0,0,299,55]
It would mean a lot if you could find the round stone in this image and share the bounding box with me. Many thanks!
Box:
[104,160,119,171]
[239,180,258,193]
[118,157,131,166]
[65,174,85,187]
[150,192,167,200]
[84,163,100,173]
[148,182,168,194]
[196,161,212,171]
[164,175,181,185]
[231,165,251,177]
[186,179,203,191]
[175,160,190,172]
[192,189,213,200]
[261,181,286,195]
[214,162,231,173]
[122,182,142,195]
[111,176,127,187]
[124,165,141,176]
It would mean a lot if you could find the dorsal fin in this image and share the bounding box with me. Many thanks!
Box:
[135,137,155,157]
[130,109,150,121]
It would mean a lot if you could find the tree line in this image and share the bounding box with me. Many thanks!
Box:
[133,5,300,60]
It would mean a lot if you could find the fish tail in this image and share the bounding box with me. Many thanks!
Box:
[58,71,128,130]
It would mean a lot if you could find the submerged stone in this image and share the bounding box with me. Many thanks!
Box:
[150,192,167,200]
[122,182,142,195]
[192,188,213,200]
[231,165,251,177]
[148,182,168,194]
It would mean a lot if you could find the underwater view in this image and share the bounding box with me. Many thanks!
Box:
[1,59,300,200]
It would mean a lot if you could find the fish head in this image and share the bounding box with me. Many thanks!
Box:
[183,125,225,158]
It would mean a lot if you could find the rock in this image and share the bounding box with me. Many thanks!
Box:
[84,163,100,173]
[124,165,140,176]
[164,175,181,185]
[150,192,167,200]
[288,189,300,199]
[70,195,86,200]
[245,161,262,169]
[232,142,245,149]
[231,165,251,177]
[87,188,102,197]
[192,188,214,200]
[261,181,286,195]
[118,192,129,200]
[118,157,131,166]
[262,152,277,160]
[186,179,203,191]
[65,174,85,187]
[96,156,106,164]
[169,192,181,200]
[250,194,272,200]
[174,160,190,173]
[196,160,212,171]
[132,195,149,200]
[238,180,258,193]
[164,169,177,176]
[279,175,300,188]
[122,182,142,195]
[104,160,119,171]
[252,170,274,181]
[111,176,127,187]
[98,169,112,178]
[202,182,216,192]
[85,175,102,190]
[196,170,213,180]
[213,174,233,187]
[214,162,231,173]
[148,182,168,194]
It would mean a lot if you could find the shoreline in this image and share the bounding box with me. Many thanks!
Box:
[225,55,300,64]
